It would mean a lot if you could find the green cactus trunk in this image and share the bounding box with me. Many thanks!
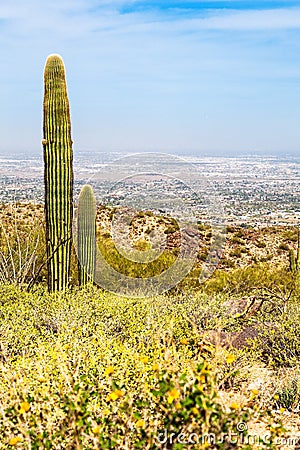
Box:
[296,227,300,271]
[43,54,74,292]
[289,248,296,273]
[77,185,97,285]
[289,227,300,273]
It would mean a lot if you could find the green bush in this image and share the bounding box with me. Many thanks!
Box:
[251,319,300,368]
[203,263,295,296]
[255,241,266,248]
[230,248,242,258]
[0,206,46,287]
[0,286,258,449]
[278,243,290,251]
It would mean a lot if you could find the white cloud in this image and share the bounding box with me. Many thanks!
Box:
[1,2,300,39]
[199,7,300,30]
[107,7,300,34]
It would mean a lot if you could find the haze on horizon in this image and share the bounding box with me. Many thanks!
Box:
[0,0,300,157]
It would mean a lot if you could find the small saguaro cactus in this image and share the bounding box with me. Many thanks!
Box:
[43,54,74,291]
[289,227,300,273]
[289,248,296,273]
[77,185,97,285]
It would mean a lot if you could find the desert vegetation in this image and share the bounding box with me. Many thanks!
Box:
[1,54,300,449]
[1,202,300,448]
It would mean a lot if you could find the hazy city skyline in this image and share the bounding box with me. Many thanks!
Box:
[1,0,300,156]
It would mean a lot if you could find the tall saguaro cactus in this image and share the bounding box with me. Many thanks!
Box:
[77,185,97,285]
[43,54,74,291]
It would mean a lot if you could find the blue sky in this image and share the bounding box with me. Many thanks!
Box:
[1,0,300,156]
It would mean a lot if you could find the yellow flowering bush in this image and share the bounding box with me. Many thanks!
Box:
[0,282,294,449]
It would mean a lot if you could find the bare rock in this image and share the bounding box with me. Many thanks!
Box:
[204,326,259,350]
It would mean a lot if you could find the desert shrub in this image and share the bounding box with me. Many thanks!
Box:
[0,204,46,287]
[0,286,262,449]
[197,222,208,232]
[255,241,266,248]
[230,248,242,258]
[259,253,273,262]
[101,231,111,239]
[231,236,244,245]
[282,229,298,242]
[278,243,290,251]
[234,230,244,238]
[164,225,178,235]
[251,319,300,368]
[97,236,177,278]
[198,250,209,262]
[219,257,235,268]
[274,376,299,411]
[203,263,295,296]
[226,225,235,233]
